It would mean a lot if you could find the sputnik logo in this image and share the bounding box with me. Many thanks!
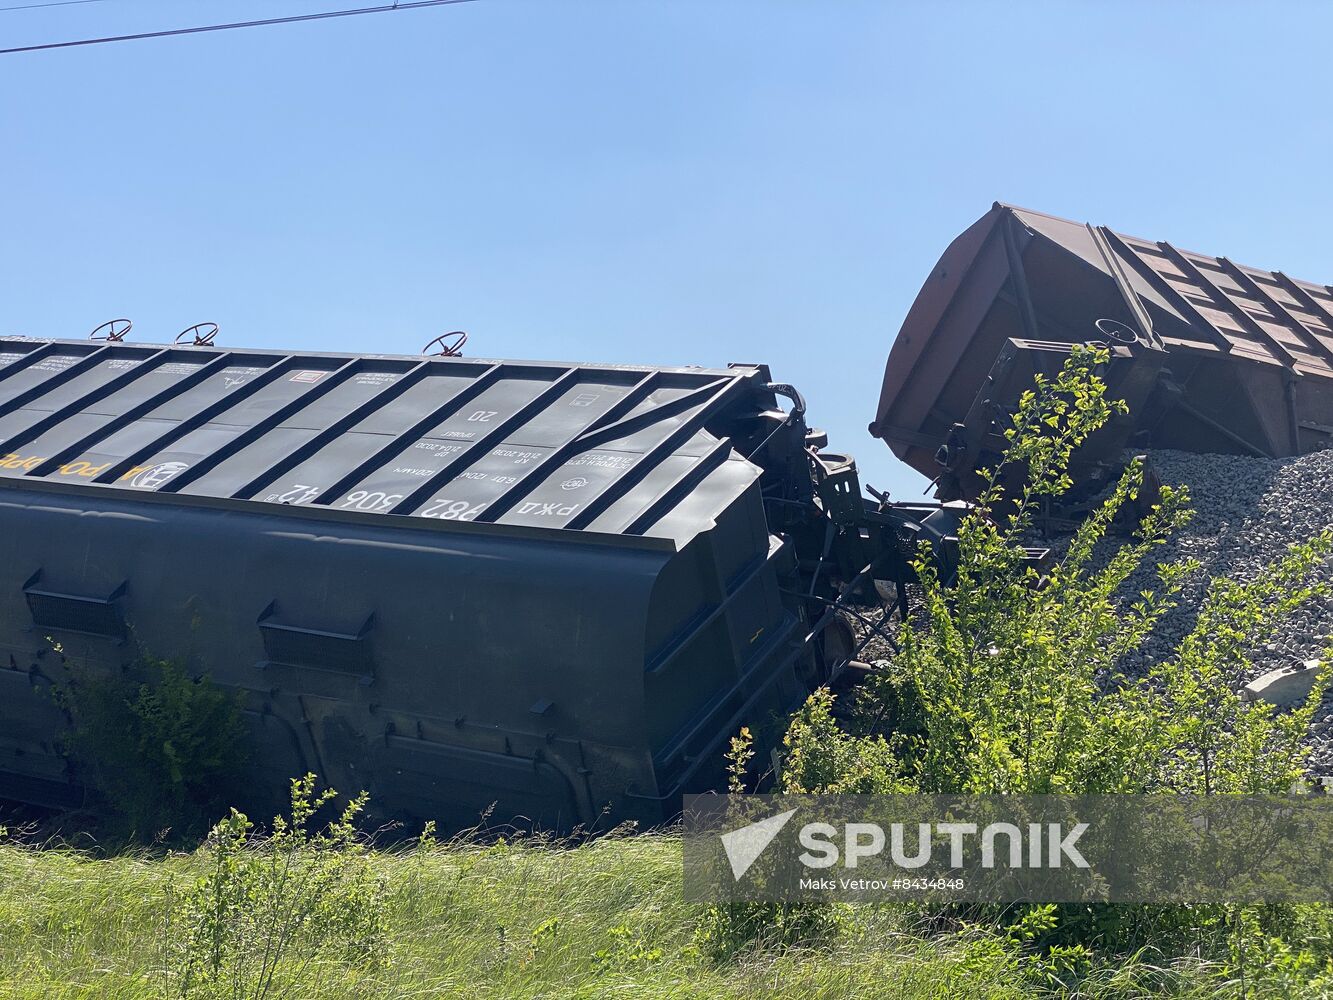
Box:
[720,808,798,880]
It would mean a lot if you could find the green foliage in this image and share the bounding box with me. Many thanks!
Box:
[167,774,390,999]
[952,905,1095,993]
[690,899,856,963]
[591,922,664,972]
[725,725,755,794]
[781,687,911,794]
[774,346,1333,987]
[1225,905,1333,996]
[785,345,1333,798]
[59,657,249,840]
[527,915,560,959]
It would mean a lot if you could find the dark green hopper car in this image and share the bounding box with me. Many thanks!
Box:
[0,335,955,830]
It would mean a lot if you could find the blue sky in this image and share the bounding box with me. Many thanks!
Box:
[3,1,1331,498]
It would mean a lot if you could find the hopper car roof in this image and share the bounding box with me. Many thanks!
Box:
[0,337,772,550]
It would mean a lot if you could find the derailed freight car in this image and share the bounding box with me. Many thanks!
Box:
[873,203,1333,502]
[0,336,948,829]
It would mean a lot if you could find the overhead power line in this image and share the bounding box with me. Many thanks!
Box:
[0,0,476,55]
[0,0,113,11]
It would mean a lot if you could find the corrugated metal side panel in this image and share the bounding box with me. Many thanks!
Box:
[1104,237,1332,374]
[875,204,1333,478]
[0,340,764,544]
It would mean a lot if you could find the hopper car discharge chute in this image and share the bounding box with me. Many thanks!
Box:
[873,203,1333,504]
[0,334,957,830]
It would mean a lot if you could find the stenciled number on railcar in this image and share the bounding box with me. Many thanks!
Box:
[421,498,485,521]
[340,490,404,513]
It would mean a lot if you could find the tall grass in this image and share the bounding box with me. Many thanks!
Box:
[0,832,1253,1000]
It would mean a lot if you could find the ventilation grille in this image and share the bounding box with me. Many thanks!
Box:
[23,572,126,638]
[257,602,375,677]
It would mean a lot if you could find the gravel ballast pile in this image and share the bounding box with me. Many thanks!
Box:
[1083,447,1333,768]
[1111,449,1333,668]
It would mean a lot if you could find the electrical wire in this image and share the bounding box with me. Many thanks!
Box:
[0,0,112,12]
[1,0,476,55]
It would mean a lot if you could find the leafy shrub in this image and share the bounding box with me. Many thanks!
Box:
[167,774,390,999]
[728,346,1333,977]
[786,344,1333,798]
[690,899,854,963]
[954,904,1094,993]
[693,705,861,961]
[60,657,249,840]
[781,687,910,794]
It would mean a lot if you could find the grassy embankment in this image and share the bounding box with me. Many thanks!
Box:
[0,832,1248,1000]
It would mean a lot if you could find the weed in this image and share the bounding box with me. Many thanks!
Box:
[165,774,389,999]
[58,656,248,841]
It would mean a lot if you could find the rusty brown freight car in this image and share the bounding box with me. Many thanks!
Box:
[872,204,1333,500]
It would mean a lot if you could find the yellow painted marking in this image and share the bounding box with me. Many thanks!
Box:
[0,453,45,472]
[57,460,109,478]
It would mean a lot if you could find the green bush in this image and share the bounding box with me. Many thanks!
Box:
[787,345,1333,797]
[769,346,1333,982]
[166,774,390,999]
[59,656,249,840]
